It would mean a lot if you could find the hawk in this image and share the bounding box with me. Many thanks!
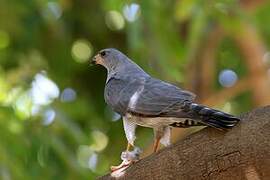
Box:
[91,48,240,171]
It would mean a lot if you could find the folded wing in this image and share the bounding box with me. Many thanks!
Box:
[127,78,196,117]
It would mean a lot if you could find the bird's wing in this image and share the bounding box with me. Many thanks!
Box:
[104,76,147,115]
[127,77,196,117]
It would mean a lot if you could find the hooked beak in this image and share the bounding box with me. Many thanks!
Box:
[90,53,104,67]
[90,55,97,66]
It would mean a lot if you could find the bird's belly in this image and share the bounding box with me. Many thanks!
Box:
[126,113,183,128]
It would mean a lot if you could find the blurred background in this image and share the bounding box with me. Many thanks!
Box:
[0,0,270,179]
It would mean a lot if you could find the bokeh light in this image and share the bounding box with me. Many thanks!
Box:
[222,102,232,113]
[8,121,23,134]
[123,3,140,22]
[31,105,40,116]
[0,75,8,102]
[214,3,228,14]
[88,153,98,171]
[60,88,77,102]
[105,11,125,30]
[48,2,62,19]
[218,69,238,88]
[112,112,121,121]
[77,145,98,170]
[0,30,10,49]
[71,39,93,63]
[30,73,60,106]
[14,92,32,119]
[42,1,62,20]
[42,109,56,126]
[90,130,108,152]
[3,87,21,105]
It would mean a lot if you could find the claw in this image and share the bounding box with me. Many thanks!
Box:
[110,160,133,172]
[110,147,142,173]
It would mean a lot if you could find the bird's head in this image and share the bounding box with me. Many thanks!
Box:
[91,48,148,79]
[91,48,127,71]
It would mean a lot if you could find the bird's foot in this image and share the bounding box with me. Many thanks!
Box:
[110,147,142,172]
[110,159,132,172]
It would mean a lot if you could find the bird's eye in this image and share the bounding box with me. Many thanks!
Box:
[100,51,106,57]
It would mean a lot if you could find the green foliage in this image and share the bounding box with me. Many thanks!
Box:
[0,0,269,179]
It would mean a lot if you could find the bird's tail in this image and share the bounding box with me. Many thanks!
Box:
[188,103,240,130]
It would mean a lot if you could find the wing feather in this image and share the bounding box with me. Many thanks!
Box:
[105,76,196,118]
[127,78,195,116]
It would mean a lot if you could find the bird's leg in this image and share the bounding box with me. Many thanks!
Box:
[126,143,132,151]
[153,126,170,153]
[153,137,161,153]
[111,117,139,172]
[153,126,166,153]
[110,143,133,171]
[110,144,141,172]
[110,144,132,172]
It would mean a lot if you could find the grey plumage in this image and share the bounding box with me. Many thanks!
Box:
[92,48,240,147]
[105,76,195,118]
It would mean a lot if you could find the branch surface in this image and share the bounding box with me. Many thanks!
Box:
[100,106,270,180]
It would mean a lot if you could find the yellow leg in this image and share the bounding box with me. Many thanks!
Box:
[110,143,134,172]
[126,143,132,151]
[153,137,161,153]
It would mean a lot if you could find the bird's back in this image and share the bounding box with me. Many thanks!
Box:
[105,73,195,117]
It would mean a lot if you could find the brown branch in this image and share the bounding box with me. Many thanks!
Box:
[185,25,223,101]
[100,106,270,180]
[240,0,267,11]
[201,78,251,106]
[197,26,223,100]
[233,22,270,106]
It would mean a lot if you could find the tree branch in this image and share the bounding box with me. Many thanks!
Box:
[233,22,270,106]
[99,106,270,180]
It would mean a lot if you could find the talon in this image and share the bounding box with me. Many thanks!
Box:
[110,146,142,172]
[110,160,132,172]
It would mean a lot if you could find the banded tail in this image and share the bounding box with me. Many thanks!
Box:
[190,103,240,129]
[170,103,240,130]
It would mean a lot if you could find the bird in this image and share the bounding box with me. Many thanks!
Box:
[91,48,240,171]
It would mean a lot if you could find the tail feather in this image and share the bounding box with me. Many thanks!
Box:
[189,103,240,130]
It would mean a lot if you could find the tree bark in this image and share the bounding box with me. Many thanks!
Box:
[99,106,270,180]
